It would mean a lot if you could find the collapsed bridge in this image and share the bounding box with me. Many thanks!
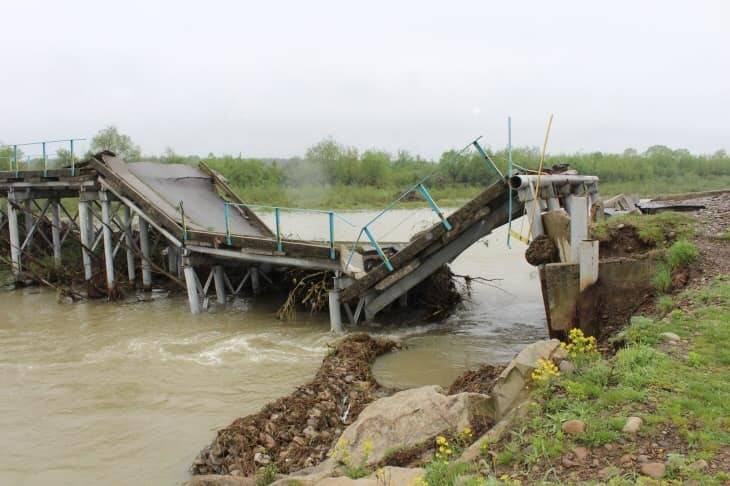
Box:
[0,150,599,332]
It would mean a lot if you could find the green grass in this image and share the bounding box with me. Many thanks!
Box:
[592,211,695,247]
[490,275,730,485]
[652,264,672,293]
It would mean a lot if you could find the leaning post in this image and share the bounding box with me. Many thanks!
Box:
[213,265,226,304]
[182,253,201,314]
[77,197,93,282]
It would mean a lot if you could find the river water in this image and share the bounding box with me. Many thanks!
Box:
[0,209,545,485]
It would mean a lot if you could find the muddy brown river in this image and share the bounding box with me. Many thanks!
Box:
[0,210,545,485]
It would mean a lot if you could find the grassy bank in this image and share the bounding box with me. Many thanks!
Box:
[419,276,729,485]
[492,276,729,484]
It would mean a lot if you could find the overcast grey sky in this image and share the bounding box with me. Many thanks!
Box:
[1,0,728,159]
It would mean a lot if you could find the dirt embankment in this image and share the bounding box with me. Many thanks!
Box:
[191,333,399,477]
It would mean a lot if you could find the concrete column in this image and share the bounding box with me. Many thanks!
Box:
[78,200,93,281]
[579,240,600,291]
[100,192,115,292]
[213,266,226,304]
[122,206,136,284]
[138,218,152,290]
[250,266,261,296]
[183,264,200,314]
[7,192,21,279]
[50,200,62,265]
[328,277,344,334]
[569,196,588,264]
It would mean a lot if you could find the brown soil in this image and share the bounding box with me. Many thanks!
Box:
[597,224,653,258]
[447,364,506,395]
[190,333,400,476]
[408,265,463,321]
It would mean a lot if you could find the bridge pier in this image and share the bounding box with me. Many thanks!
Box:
[250,266,261,296]
[50,200,62,266]
[7,190,21,279]
[328,275,344,333]
[183,261,201,315]
[100,190,116,292]
[138,218,153,290]
[78,196,93,282]
[213,265,226,304]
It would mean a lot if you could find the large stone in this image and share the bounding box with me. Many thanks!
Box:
[640,462,666,479]
[490,339,561,418]
[332,385,493,468]
[183,475,255,486]
[660,332,681,343]
[315,467,424,485]
[561,420,586,436]
[622,416,643,433]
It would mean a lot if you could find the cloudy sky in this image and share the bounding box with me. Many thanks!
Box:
[1,0,728,159]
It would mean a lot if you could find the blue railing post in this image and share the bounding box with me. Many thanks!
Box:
[274,207,283,252]
[472,140,504,179]
[328,211,336,260]
[42,141,47,177]
[224,203,232,245]
[363,226,394,272]
[417,183,452,231]
[70,139,75,176]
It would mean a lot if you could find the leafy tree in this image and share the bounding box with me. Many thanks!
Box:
[90,126,141,161]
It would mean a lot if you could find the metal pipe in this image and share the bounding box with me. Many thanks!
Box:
[417,183,452,231]
[274,207,282,252]
[509,174,599,190]
[328,211,335,260]
[363,227,394,272]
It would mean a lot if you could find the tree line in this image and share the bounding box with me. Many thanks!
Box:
[2,126,729,198]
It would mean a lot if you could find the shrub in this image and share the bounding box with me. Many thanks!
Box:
[653,265,672,293]
[666,239,699,270]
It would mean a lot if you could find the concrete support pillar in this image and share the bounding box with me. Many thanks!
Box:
[328,276,344,334]
[122,206,136,284]
[213,265,226,304]
[77,200,93,281]
[579,240,600,291]
[183,264,200,314]
[7,192,21,279]
[100,192,115,292]
[50,200,62,266]
[569,196,588,264]
[526,198,544,239]
[138,218,152,290]
[250,266,261,296]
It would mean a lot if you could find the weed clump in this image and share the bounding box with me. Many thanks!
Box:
[666,239,699,270]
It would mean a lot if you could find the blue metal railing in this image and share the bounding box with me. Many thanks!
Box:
[4,138,86,177]
[222,202,357,260]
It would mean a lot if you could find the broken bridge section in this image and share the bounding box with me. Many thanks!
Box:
[339,181,524,323]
